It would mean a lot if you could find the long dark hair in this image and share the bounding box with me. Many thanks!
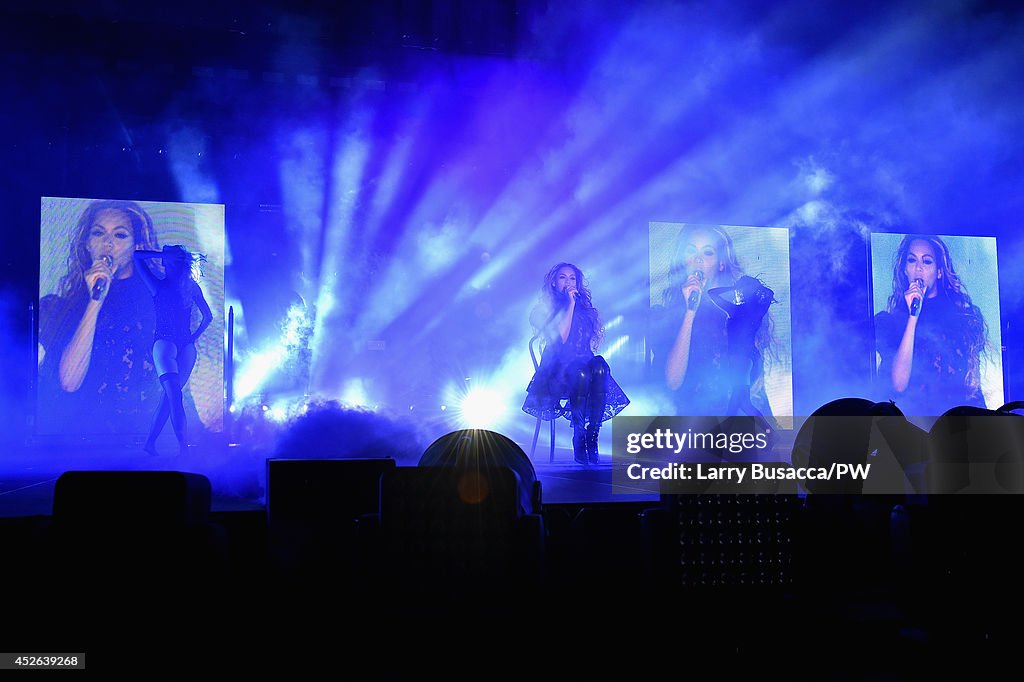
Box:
[663,225,780,372]
[886,234,989,392]
[538,262,603,351]
[161,245,207,307]
[57,200,159,298]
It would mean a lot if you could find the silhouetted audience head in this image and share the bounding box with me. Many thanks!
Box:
[793,398,922,494]
[929,404,1024,493]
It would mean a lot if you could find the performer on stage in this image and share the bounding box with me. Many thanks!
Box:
[522,263,629,464]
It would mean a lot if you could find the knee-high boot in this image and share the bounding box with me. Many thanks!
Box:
[585,422,601,465]
[571,409,587,465]
[586,360,609,464]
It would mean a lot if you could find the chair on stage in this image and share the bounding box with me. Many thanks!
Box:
[528,333,571,464]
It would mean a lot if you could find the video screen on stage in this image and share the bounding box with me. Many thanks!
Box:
[37,197,226,437]
[869,233,1003,416]
[647,223,793,423]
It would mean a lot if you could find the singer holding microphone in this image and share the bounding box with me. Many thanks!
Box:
[651,225,776,417]
[38,200,162,434]
[522,263,630,464]
[874,235,989,416]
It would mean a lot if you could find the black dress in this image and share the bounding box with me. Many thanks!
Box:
[522,307,630,423]
[874,293,986,416]
[38,272,160,435]
[650,294,773,418]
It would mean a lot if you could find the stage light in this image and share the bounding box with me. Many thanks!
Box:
[234,303,313,402]
[235,345,288,402]
[340,379,370,409]
[455,386,510,430]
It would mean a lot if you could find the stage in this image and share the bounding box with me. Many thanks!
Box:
[0,425,825,518]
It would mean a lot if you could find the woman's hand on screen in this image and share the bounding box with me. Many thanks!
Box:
[682,274,704,308]
[83,259,114,303]
[904,280,925,314]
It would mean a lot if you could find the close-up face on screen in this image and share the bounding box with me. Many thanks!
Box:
[647,222,793,424]
[36,197,225,438]
[870,232,1003,418]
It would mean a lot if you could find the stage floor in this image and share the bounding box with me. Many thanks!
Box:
[0,430,806,517]
[0,441,669,518]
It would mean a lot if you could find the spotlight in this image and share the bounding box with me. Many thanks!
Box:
[456,386,509,430]
[340,379,370,409]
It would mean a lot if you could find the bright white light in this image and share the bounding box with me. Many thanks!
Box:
[233,303,312,402]
[236,344,288,402]
[340,379,370,408]
[456,386,509,430]
[261,396,303,424]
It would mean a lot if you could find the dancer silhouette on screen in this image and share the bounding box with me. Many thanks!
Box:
[134,245,213,456]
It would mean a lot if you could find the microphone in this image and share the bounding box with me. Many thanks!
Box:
[91,255,114,301]
[687,271,704,311]
[910,278,924,317]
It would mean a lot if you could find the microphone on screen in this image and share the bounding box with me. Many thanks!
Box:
[91,255,114,301]
[687,270,704,311]
[910,278,924,317]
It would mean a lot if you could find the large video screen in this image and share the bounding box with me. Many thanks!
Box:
[647,223,793,423]
[870,233,1003,417]
[37,197,225,438]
